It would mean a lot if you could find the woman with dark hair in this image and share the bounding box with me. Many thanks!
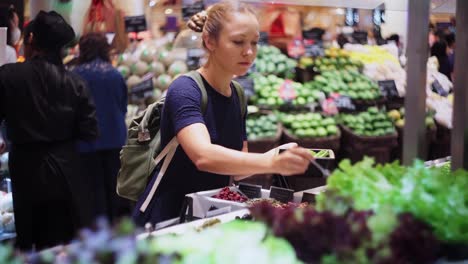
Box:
[431,40,452,80]
[0,5,20,65]
[72,32,129,224]
[0,11,98,250]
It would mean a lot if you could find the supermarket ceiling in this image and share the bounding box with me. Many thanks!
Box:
[241,0,457,13]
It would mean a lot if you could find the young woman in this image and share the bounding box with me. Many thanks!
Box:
[133,1,313,225]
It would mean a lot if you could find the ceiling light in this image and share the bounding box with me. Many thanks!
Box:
[335,8,345,15]
[149,0,157,7]
[165,8,173,15]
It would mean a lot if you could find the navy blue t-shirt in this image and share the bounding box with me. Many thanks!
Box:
[134,74,247,224]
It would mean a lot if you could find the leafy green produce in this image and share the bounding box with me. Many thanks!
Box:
[339,107,396,136]
[280,112,339,138]
[317,158,468,243]
[246,114,279,140]
[152,220,302,264]
[250,200,439,264]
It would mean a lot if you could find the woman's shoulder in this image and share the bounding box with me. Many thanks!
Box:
[166,75,202,98]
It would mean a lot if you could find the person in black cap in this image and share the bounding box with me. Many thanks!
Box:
[0,11,98,250]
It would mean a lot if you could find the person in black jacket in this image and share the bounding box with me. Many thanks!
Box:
[0,11,98,250]
[431,40,452,81]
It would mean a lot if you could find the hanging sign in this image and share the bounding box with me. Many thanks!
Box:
[124,15,147,33]
[378,80,399,98]
[182,0,205,21]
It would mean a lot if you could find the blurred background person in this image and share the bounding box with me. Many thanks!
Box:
[0,5,20,65]
[0,11,98,250]
[445,32,455,80]
[72,32,130,224]
[431,40,452,81]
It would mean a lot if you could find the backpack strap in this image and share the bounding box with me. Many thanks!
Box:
[140,71,207,212]
[184,71,208,114]
[232,80,247,118]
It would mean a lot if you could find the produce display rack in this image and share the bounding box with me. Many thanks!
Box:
[282,127,341,153]
[339,125,398,164]
[394,125,437,161]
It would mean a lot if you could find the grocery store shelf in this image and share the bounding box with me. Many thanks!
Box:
[137,209,250,238]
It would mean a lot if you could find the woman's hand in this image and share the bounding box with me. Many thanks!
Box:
[265,143,313,176]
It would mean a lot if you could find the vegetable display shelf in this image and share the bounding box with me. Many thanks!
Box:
[393,125,437,161]
[339,125,398,164]
[294,66,319,83]
[180,185,326,222]
[429,121,451,160]
[282,128,341,153]
[385,96,405,110]
[352,96,387,112]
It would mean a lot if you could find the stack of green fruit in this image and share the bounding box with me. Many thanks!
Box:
[281,112,339,138]
[251,74,319,108]
[298,47,361,71]
[246,114,279,140]
[340,107,396,136]
[255,45,297,78]
[309,69,381,100]
[387,108,436,129]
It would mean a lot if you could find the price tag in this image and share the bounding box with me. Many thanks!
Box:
[378,80,399,98]
[258,31,269,46]
[303,42,325,57]
[301,192,317,203]
[329,93,355,112]
[182,0,205,21]
[269,186,294,203]
[238,183,262,199]
[278,80,297,101]
[321,98,339,115]
[130,76,154,102]
[287,39,305,59]
[124,15,147,33]
[431,80,449,97]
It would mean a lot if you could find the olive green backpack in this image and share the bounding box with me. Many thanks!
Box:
[117,71,246,202]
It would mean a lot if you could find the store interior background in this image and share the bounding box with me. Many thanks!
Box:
[1,0,456,54]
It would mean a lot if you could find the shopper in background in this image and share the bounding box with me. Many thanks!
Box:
[0,11,98,250]
[133,1,313,225]
[72,32,130,224]
[445,32,455,80]
[430,40,452,81]
[0,5,20,65]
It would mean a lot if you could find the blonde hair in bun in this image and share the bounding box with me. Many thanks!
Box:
[188,1,256,49]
